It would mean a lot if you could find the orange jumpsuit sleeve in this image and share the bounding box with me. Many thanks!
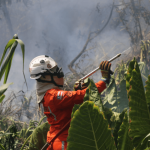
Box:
[52,80,106,109]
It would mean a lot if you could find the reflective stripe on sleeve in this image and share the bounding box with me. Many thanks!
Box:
[62,141,64,150]
[48,106,57,121]
[57,91,64,100]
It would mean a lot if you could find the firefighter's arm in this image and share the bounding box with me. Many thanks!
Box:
[53,80,106,109]
[75,60,113,90]
[53,89,86,109]
[75,80,106,93]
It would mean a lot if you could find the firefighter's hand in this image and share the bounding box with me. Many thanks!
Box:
[99,61,113,84]
[74,82,88,91]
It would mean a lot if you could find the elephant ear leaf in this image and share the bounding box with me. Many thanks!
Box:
[113,108,127,148]
[103,76,117,106]
[84,79,103,111]
[126,58,150,150]
[117,111,133,150]
[117,79,129,113]
[67,101,116,150]
[145,75,150,104]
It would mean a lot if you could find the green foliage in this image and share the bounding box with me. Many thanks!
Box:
[103,76,117,106]
[28,122,50,150]
[0,83,13,103]
[103,78,129,113]
[113,108,127,148]
[68,57,150,150]
[117,79,129,113]
[0,34,25,103]
[144,148,150,150]
[140,40,150,63]
[0,116,48,150]
[145,75,150,104]
[126,58,150,149]
[0,39,16,67]
[83,78,103,111]
[115,61,127,84]
[0,143,5,150]
[0,38,25,84]
[102,61,129,113]
[0,94,5,103]
[67,101,116,150]
[138,62,149,86]
[83,78,118,128]
[117,111,133,150]
[138,62,149,79]
[71,78,92,118]
[103,60,149,114]
[0,119,18,150]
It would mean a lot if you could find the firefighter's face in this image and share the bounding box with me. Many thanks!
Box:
[53,76,64,85]
[40,75,64,86]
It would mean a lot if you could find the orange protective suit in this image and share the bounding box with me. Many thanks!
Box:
[42,80,106,150]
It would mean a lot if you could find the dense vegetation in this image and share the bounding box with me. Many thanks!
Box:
[1,0,150,149]
[0,37,150,149]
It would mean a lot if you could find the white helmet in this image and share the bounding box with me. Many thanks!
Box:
[29,55,57,79]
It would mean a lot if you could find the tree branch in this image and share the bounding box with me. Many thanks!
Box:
[68,3,114,79]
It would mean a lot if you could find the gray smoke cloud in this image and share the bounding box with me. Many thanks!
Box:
[0,0,132,94]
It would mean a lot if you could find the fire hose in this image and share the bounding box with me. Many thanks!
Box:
[41,53,121,150]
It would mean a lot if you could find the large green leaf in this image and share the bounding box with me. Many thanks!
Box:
[138,62,149,77]
[103,79,129,113]
[117,79,129,113]
[0,39,16,67]
[3,52,14,84]
[113,108,127,148]
[103,76,117,106]
[0,41,18,81]
[15,39,25,70]
[0,83,13,97]
[67,101,116,150]
[83,79,118,128]
[145,75,150,104]
[138,62,149,86]
[117,111,133,150]
[15,39,26,82]
[83,78,103,111]
[126,58,150,149]
[0,36,26,87]
[29,122,50,150]
[114,61,127,85]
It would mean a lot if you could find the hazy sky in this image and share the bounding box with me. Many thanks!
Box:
[0,0,132,94]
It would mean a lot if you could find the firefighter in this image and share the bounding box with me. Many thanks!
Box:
[29,55,112,150]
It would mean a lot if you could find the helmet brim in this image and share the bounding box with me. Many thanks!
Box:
[30,74,41,79]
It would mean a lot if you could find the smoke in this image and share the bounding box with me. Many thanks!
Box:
[0,0,133,93]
